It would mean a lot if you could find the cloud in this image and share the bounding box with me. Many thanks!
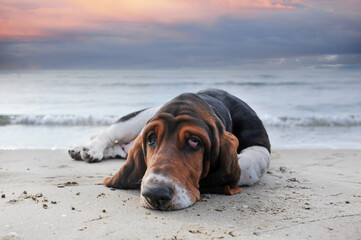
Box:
[0,0,360,69]
[0,0,298,42]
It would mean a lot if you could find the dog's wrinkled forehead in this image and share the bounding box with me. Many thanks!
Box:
[144,112,216,148]
[147,93,219,130]
[148,112,206,128]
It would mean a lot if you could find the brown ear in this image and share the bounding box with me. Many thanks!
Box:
[103,135,146,189]
[199,131,242,195]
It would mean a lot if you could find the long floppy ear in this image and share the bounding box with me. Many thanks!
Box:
[103,135,146,189]
[199,131,242,195]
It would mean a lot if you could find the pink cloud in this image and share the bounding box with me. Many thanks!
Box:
[2,0,360,42]
[0,0,297,41]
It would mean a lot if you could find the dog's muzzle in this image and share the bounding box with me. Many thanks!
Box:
[142,185,174,210]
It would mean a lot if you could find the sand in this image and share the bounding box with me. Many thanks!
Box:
[0,149,361,240]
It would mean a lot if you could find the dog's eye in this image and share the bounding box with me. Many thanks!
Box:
[187,137,201,150]
[147,133,157,148]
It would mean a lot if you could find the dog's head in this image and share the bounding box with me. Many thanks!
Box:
[105,93,241,210]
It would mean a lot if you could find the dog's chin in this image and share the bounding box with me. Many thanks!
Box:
[140,195,196,211]
[140,196,173,211]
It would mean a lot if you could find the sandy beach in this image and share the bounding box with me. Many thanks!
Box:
[0,149,360,240]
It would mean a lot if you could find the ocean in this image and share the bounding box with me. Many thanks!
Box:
[0,69,360,150]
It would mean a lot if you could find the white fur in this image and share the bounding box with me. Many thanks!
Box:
[141,173,193,210]
[103,144,128,159]
[237,146,271,186]
[102,141,135,159]
[70,106,160,162]
[121,141,135,153]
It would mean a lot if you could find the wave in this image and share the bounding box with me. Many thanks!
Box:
[261,114,361,127]
[214,81,306,87]
[0,114,118,126]
[100,80,306,88]
[1,114,360,127]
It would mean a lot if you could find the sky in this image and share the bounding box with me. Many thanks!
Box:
[0,0,360,70]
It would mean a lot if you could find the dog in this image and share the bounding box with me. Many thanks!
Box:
[69,89,271,210]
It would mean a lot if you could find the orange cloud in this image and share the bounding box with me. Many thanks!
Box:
[66,0,294,23]
[0,0,295,41]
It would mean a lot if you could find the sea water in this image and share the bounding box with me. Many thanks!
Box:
[0,69,360,149]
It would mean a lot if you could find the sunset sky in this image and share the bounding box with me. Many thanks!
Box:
[0,0,360,69]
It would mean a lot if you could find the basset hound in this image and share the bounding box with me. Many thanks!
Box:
[69,89,271,210]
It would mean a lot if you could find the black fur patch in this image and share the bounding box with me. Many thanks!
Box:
[117,108,147,123]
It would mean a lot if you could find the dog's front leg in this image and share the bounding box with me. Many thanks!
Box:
[79,129,114,162]
[69,106,160,163]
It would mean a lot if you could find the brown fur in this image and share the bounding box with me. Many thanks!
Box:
[104,93,242,208]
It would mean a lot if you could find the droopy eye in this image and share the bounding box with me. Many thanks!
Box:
[147,133,157,148]
[187,137,201,150]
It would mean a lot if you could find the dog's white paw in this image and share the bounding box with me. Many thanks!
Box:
[69,144,103,162]
[237,146,270,186]
[80,146,104,163]
[238,159,261,186]
[68,146,83,161]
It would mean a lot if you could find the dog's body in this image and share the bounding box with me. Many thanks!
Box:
[69,89,271,210]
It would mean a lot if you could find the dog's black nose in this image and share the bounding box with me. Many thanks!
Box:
[142,185,173,210]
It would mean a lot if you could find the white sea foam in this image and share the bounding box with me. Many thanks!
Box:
[261,114,361,127]
[1,114,360,127]
[0,114,118,126]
